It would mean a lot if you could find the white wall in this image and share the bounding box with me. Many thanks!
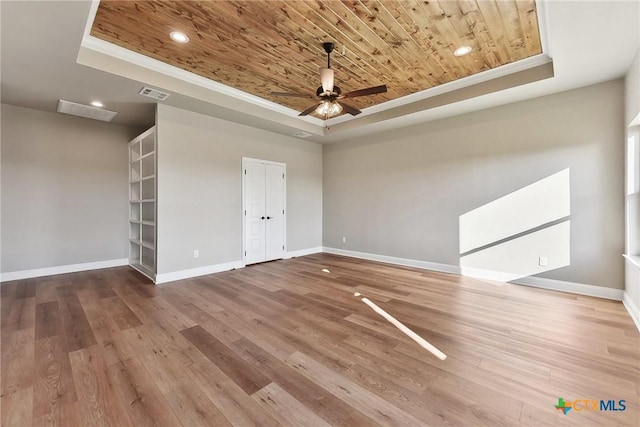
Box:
[156,104,322,275]
[625,48,640,127]
[624,47,640,318]
[1,104,135,273]
[323,80,625,289]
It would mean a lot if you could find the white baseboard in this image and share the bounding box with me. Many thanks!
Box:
[458,265,623,300]
[155,260,244,284]
[322,247,460,275]
[512,275,623,301]
[460,266,522,283]
[623,292,640,332]
[0,258,129,282]
[322,247,624,301]
[156,247,321,284]
[285,247,323,259]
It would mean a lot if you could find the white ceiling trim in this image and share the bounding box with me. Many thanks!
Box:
[80,35,316,122]
[80,1,325,135]
[327,0,553,126]
[83,0,100,40]
[536,0,554,59]
[325,53,552,126]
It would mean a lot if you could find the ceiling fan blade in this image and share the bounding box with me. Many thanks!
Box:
[319,68,334,93]
[271,92,312,98]
[338,101,361,116]
[342,84,387,98]
[298,103,321,117]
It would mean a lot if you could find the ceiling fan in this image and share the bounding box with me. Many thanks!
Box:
[272,42,387,119]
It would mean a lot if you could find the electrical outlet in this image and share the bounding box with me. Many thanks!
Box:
[342,236,347,243]
[193,250,199,258]
[538,256,548,267]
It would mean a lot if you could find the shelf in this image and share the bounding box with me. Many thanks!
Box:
[130,176,154,184]
[129,238,155,250]
[129,126,156,283]
[130,153,154,164]
[141,261,155,270]
[131,152,154,164]
[129,263,155,281]
[129,220,155,226]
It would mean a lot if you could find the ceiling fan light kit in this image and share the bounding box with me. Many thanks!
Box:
[315,100,343,118]
[272,41,387,120]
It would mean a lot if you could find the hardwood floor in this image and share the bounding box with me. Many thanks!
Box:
[1,253,639,426]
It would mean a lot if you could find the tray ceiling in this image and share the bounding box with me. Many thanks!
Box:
[90,0,542,118]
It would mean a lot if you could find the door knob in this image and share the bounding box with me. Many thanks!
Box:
[267,216,273,220]
[261,216,265,220]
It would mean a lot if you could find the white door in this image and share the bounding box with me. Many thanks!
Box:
[244,161,267,264]
[243,159,286,264]
[265,164,285,261]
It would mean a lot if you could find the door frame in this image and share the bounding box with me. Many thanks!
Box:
[241,157,287,266]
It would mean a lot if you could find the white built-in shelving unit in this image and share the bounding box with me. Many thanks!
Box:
[129,126,156,281]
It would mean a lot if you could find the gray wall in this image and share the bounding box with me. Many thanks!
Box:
[1,104,134,272]
[156,104,322,275]
[323,80,625,289]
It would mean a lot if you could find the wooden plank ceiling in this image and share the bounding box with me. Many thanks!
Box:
[91,0,542,118]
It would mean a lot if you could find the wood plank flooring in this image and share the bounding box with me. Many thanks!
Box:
[1,253,639,426]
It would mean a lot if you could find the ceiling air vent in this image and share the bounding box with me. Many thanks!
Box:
[138,86,170,100]
[293,131,312,138]
[56,100,118,122]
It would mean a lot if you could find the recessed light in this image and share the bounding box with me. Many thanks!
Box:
[453,46,472,57]
[90,101,104,107]
[170,31,189,43]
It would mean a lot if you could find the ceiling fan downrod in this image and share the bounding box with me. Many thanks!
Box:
[323,42,335,68]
